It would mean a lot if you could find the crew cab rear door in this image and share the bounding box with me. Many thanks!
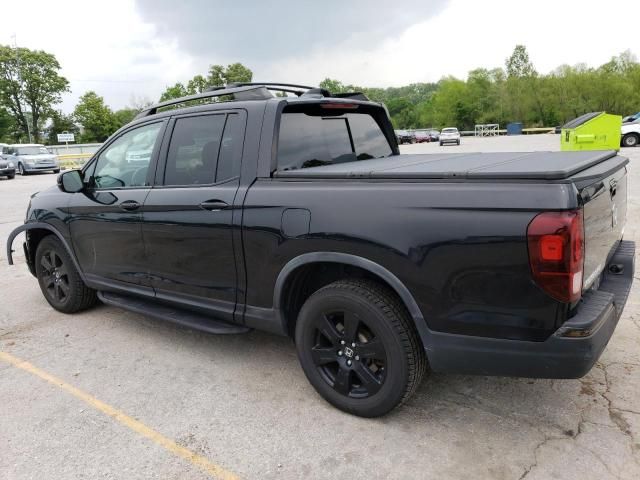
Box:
[141,110,246,323]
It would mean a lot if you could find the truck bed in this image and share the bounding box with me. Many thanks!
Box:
[274,150,623,181]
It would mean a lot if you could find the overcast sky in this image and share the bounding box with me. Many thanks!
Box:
[2,0,638,113]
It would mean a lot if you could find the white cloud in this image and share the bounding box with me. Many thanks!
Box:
[261,0,640,87]
[2,0,194,112]
[1,0,638,112]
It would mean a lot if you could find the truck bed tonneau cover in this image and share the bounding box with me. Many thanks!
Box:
[275,150,622,181]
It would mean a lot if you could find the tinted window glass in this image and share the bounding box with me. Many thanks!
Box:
[216,113,243,182]
[277,112,392,171]
[92,122,162,189]
[164,114,226,186]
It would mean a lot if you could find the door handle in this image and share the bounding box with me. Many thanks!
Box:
[199,200,229,211]
[119,200,141,211]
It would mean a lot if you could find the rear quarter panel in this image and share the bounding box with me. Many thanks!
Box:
[242,179,576,340]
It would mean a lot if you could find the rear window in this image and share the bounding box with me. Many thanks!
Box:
[277,111,392,171]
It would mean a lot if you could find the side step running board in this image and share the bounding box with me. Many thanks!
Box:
[98,291,251,335]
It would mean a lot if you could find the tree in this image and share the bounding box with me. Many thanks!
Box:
[506,45,536,78]
[0,107,17,143]
[73,91,116,143]
[0,45,69,142]
[159,63,254,102]
[159,82,188,102]
[47,110,79,145]
[113,108,139,129]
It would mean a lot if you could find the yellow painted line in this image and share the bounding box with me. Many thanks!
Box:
[0,351,240,480]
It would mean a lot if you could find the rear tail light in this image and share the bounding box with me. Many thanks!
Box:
[527,210,584,303]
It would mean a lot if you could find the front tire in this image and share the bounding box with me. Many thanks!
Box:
[295,279,427,417]
[53,168,60,174]
[35,235,97,313]
[18,163,27,175]
[622,133,639,148]
[7,173,15,179]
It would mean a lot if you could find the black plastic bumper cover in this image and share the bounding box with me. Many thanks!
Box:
[427,240,635,378]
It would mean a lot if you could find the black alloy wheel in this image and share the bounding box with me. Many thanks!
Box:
[296,279,427,417]
[309,308,387,399]
[35,236,97,313]
[39,248,70,304]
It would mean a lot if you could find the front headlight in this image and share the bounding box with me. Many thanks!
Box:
[26,161,35,166]
[8,162,14,168]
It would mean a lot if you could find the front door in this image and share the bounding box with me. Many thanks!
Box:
[67,120,165,286]
[141,111,245,322]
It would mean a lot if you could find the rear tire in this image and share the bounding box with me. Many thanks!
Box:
[457,140,460,145]
[295,279,427,417]
[53,168,60,174]
[622,133,639,148]
[35,235,97,313]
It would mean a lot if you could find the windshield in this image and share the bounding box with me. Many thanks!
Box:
[16,146,49,155]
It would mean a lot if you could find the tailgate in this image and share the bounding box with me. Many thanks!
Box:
[581,164,628,291]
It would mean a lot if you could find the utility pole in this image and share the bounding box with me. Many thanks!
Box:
[11,34,33,143]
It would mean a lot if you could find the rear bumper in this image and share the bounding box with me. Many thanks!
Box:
[427,240,635,378]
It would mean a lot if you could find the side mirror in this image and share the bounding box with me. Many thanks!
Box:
[57,169,84,193]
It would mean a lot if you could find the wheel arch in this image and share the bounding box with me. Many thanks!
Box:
[6,223,84,280]
[273,252,431,347]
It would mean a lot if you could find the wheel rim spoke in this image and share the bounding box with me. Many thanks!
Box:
[333,367,351,395]
[353,363,383,395]
[58,280,70,295]
[317,314,341,346]
[342,311,359,343]
[54,283,62,301]
[311,346,336,366]
[40,255,53,272]
[357,338,385,360]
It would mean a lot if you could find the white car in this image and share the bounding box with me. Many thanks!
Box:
[621,122,640,148]
[5,144,60,175]
[439,127,460,146]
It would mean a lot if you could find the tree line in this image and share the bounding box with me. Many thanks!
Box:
[1,44,638,144]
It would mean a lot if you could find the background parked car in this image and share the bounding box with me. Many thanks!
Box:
[622,112,640,123]
[5,144,60,175]
[622,122,640,147]
[439,127,461,146]
[395,130,416,144]
[0,144,16,179]
[428,130,440,142]
[414,131,430,143]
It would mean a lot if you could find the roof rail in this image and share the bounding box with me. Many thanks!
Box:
[135,82,372,120]
[134,85,272,119]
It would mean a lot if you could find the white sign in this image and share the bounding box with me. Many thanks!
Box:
[57,133,75,142]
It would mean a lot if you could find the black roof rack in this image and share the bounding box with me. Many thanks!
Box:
[135,82,371,120]
[135,85,272,119]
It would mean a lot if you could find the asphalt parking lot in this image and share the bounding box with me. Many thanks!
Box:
[1,135,639,480]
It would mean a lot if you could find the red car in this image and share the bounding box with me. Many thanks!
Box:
[414,131,430,143]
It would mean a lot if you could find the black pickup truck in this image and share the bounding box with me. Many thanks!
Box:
[7,83,635,417]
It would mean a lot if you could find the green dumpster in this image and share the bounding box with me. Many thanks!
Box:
[561,112,622,152]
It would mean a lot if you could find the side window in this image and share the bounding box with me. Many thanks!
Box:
[277,111,392,171]
[164,114,226,186]
[216,113,243,182]
[92,122,162,189]
[346,113,392,160]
